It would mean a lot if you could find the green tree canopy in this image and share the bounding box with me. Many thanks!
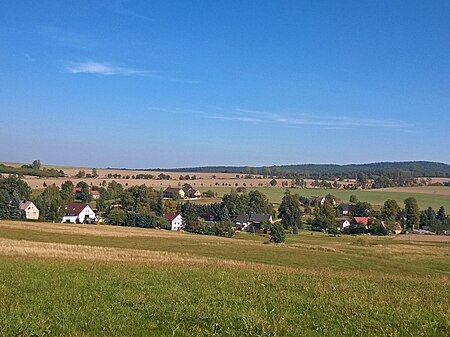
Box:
[278,191,302,232]
[381,199,401,222]
[269,222,285,243]
[60,180,74,202]
[404,197,420,230]
[121,185,158,215]
[35,185,64,221]
[0,176,31,200]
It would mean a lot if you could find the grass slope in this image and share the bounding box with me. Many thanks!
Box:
[0,221,449,336]
[198,186,450,210]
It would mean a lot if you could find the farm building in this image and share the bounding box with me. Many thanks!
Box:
[163,187,185,199]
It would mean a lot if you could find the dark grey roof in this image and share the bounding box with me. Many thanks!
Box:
[338,204,350,211]
[249,213,271,222]
[164,187,181,193]
[236,214,250,222]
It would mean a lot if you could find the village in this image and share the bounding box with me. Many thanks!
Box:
[11,176,444,240]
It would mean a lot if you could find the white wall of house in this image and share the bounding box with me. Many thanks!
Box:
[61,205,96,223]
[24,202,39,220]
[170,215,184,230]
[339,220,351,231]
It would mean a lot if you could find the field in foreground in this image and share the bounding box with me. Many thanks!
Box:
[0,221,449,336]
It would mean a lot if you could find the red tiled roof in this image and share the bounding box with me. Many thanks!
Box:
[73,187,82,192]
[90,190,100,195]
[165,212,180,221]
[64,203,89,214]
[354,217,369,225]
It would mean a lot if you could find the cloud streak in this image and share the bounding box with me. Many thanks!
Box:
[66,61,152,76]
[204,108,414,131]
[66,61,200,84]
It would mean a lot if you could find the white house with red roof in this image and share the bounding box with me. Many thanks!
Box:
[164,212,183,231]
[61,203,96,224]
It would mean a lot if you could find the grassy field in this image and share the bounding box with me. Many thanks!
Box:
[198,186,450,210]
[0,221,449,336]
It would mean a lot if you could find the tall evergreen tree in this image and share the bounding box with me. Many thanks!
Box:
[404,197,420,231]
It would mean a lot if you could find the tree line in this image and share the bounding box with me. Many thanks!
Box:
[0,160,65,178]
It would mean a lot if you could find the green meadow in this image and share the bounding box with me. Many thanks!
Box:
[0,221,449,336]
[198,186,450,210]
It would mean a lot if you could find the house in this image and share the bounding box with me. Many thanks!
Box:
[90,190,100,199]
[165,212,183,230]
[381,221,402,235]
[351,216,369,228]
[235,213,273,232]
[312,196,336,207]
[235,214,251,230]
[163,187,185,199]
[182,184,202,198]
[186,189,202,198]
[311,196,326,206]
[61,203,96,224]
[18,200,39,220]
[73,187,82,198]
[392,222,402,235]
[337,204,354,215]
[338,219,351,232]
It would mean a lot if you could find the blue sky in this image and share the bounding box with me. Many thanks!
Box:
[1,1,449,168]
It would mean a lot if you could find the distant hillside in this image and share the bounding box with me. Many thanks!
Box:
[147,161,450,179]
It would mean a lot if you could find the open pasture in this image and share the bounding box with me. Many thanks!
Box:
[0,220,449,336]
[198,186,450,210]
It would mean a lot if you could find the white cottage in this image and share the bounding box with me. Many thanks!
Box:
[165,212,183,231]
[19,200,39,220]
[61,203,96,224]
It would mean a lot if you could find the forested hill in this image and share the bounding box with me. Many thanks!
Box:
[148,161,450,179]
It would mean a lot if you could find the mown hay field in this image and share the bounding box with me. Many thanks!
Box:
[0,220,449,336]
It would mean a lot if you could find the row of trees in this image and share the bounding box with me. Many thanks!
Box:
[0,160,65,178]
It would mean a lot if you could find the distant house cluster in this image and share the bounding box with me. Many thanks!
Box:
[73,187,101,199]
[332,202,402,235]
[163,184,202,199]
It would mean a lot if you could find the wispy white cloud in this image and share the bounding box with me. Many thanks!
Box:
[66,61,200,83]
[100,0,153,22]
[66,61,152,76]
[200,107,414,131]
[146,106,412,131]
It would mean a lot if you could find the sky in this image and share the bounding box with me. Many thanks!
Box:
[0,0,449,168]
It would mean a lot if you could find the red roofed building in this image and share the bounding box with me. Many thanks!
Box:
[164,212,183,231]
[353,217,369,225]
[352,217,369,229]
[90,190,100,199]
[61,203,96,224]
